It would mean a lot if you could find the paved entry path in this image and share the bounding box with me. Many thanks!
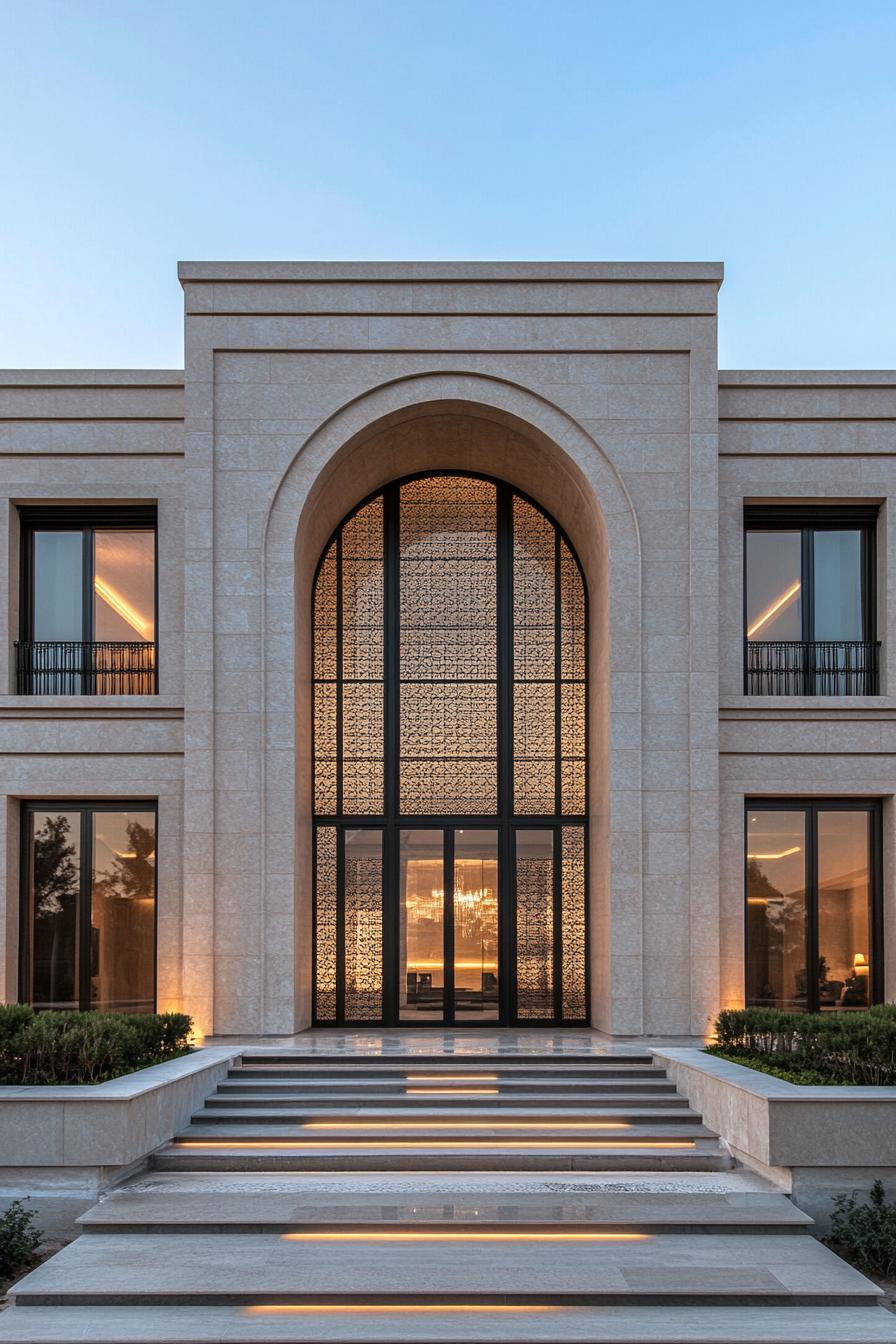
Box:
[4,1031,896,1342]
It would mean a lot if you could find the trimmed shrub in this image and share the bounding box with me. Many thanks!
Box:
[0,1005,192,1085]
[0,1199,42,1281]
[826,1180,896,1278]
[708,1005,896,1086]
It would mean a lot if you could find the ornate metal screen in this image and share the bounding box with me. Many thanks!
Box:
[312,473,588,1025]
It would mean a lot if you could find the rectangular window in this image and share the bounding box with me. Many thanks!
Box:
[744,506,878,695]
[22,802,157,1012]
[745,801,880,1012]
[18,507,157,694]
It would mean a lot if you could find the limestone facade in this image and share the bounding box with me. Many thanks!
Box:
[1,262,893,1038]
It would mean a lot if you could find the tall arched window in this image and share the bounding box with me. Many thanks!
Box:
[313,473,587,1025]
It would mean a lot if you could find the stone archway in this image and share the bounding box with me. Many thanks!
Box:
[260,372,643,1035]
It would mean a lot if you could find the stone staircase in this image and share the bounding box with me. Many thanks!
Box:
[3,1044,896,1342]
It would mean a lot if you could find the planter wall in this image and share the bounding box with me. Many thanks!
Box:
[653,1047,896,1228]
[0,1046,240,1204]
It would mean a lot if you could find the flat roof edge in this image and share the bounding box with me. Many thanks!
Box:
[0,370,184,386]
[178,260,725,283]
[721,370,896,386]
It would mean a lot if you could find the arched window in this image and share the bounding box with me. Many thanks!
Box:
[313,473,587,1025]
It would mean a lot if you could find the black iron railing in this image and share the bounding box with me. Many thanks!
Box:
[15,641,157,695]
[745,640,880,696]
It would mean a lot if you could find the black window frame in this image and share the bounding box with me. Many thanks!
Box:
[18,505,159,694]
[19,798,159,1013]
[744,798,883,1013]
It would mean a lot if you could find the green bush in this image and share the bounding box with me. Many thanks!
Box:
[0,1005,192,1085]
[826,1180,896,1278]
[0,1199,42,1281]
[707,1005,896,1086]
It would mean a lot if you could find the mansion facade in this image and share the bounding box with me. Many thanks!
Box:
[0,261,893,1037]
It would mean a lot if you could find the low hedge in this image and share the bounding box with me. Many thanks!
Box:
[0,1005,192,1085]
[707,1005,896,1086]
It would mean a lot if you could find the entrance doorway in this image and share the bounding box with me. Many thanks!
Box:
[312,473,588,1025]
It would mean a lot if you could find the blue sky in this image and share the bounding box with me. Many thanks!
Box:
[1,0,894,369]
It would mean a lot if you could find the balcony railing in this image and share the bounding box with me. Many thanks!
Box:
[15,641,157,695]
[745,640,880,696]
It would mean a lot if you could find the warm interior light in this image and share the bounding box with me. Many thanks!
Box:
[281,1231,649,1242]
[94,576,154,640]
[303,1120,630,1131]
[177,1139,694,1150]
[747,579,801,638]
[406,1074,498,1082]
[854,953,869,972]
[746,846,801,861]
[243,1305,556,1315]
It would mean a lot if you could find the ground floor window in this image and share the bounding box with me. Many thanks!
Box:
[21,802,157,1012]
[745,800,881,1012]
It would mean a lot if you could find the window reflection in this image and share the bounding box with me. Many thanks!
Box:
[745,532,802,641]
[91,811,156,1012]
[28,810,81,1010]
[746,812,806,1011]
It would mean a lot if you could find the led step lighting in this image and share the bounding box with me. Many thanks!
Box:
[177,1139,695,1150]
[302,1120,632,1131]
[281,1230,650,1242]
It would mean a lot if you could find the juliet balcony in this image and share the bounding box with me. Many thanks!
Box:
[15,640,157,696]
[744,639,881,697]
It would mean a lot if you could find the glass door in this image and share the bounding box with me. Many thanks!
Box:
[397,826,500,1024]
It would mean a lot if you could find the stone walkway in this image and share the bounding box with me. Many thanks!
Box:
[3,1033,896,1341]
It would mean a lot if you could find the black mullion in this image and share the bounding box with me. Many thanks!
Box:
[497,484,515,1023]
[870,804,884,1005]
[444,827,455,1025]
[805,806,819,1014]
[82,529,93,695]
[384,485,399,823]
[554,531,562,817]
[78,807,91,1011]
[383,822,398,1025]
[335,531,344,818]
[335,825,346,1023]
[801,528,813,693]
[551,826,562,1024]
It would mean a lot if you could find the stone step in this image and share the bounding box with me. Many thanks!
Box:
[208,1088,686,1107]
[4,1304,896,1343]
[151,1142,734,1172]
[79,1189,813,1235]
[235,1053,658,1067]
[7,1231,880,1308]
[190,1106,705,1126]
[180,1118,715,1137]
[229,1063,667,1080]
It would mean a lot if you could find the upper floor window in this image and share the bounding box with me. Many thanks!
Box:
[744,505,879,695]
[17,507,157,694]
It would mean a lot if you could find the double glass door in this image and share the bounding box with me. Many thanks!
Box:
[400,827,499,1023]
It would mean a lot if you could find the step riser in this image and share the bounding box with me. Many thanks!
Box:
[230,1068,666,1080]
[208,1093,686,1107]
[78,1221,808,1236]
[192,1115,703,1127]
[152,1153,734,1172]
[12,1291,880,1309]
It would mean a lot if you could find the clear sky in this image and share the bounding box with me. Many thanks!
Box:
[1,0,894,369]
